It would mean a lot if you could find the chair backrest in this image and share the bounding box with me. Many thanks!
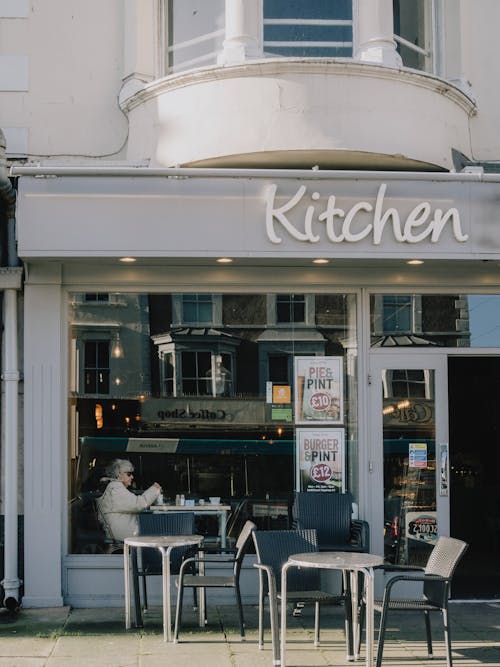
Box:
[293,492,353,548]
[138,511,196,573]
[252,528,320,593]
[232,520,257,578]
[423,536,468,607]
[138,511,195,536]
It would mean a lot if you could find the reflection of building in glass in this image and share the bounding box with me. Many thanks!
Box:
[70,293,152,398]
[152,327,239,397]
[371,294,471,347]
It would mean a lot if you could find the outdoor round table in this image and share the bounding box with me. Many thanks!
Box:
[124,534,203,642]
[281,551,384,667]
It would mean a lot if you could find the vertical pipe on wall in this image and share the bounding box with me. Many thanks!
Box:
[0,129,21,608]
[1,289,20,609]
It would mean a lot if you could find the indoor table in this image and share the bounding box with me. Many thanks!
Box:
[124,534,203,642]
[280,551,384,667]
[152,504,231,548]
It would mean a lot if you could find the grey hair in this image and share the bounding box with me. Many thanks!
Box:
[106,458,134,479]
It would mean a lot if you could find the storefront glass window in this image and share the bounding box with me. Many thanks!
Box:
[68,291,358,554]
[371,294,500,348]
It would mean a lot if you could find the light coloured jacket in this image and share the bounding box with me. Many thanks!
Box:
[96,480,161,542]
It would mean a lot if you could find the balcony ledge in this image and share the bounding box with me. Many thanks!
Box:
[121,59,477,171]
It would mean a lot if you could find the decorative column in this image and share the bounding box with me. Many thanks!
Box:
[218,0,262,66]
[22,273,65,607]
[356,0,402,68]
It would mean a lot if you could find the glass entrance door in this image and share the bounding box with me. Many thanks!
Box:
[368,354,449,569]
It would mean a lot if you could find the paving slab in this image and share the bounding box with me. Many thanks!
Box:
[0,602,497,667]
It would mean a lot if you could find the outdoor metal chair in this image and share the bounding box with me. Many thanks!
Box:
[173,520,256,642]
[373,536,468,667]
[292,491,370,552]
[137,511,197,612]
[252,528,352,666]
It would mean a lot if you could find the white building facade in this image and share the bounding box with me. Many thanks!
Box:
[1,0,499,607]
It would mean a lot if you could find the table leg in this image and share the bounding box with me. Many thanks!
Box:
[124,544,131,630]
[220,510,227,549]
[280,562,292,667]
[198,547,206,627]
[363,567,374,667]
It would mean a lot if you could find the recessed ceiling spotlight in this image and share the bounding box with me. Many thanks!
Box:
[313,258,330,264]
[119,257,136,263]
[407,259,424,265]
[216,257,233,263]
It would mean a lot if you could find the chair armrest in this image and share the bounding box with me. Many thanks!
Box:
[197,546,237,556]
[380,564,424,573]
[253,563,278,600]
[383,573,449,599]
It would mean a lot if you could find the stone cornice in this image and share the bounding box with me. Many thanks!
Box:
[119,58,477,117]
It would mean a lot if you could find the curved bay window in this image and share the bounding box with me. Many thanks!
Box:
[68,291,358,554]
[160,0,437,77]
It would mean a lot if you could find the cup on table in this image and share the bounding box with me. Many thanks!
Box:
[209,496,221,505]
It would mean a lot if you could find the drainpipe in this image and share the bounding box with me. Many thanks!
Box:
[0,128,21,610]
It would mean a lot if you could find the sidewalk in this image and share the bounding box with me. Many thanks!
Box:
[0,601,499,667]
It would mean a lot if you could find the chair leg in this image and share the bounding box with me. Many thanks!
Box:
[258,576,265,648]
[131,549,143,628]
[268,591,280,666]
[235,584,246,639]
[173,577,185,643]
[357,598,365,657]
[375,601,389,667]
[442,607,453,667]
[424,610,433,657]
[142,576,148,612]
[343,570,354,660]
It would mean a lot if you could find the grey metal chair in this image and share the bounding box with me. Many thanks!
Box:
[173,520,256,642]
[252,528,352,666]
[374,536,468,667]
[292,491,370,552]
[137,512,197,612]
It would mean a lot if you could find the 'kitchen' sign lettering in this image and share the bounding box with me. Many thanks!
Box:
[265,183,468,245]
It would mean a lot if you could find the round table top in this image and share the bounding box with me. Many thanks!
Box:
[287,551,384,570]
[124,534,203,549]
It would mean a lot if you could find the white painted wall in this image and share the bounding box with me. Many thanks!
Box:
[0,1,499,165]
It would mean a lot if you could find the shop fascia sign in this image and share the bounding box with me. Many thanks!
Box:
[265,183,468,246]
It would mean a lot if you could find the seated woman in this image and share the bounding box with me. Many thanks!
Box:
[96,458,162,542]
